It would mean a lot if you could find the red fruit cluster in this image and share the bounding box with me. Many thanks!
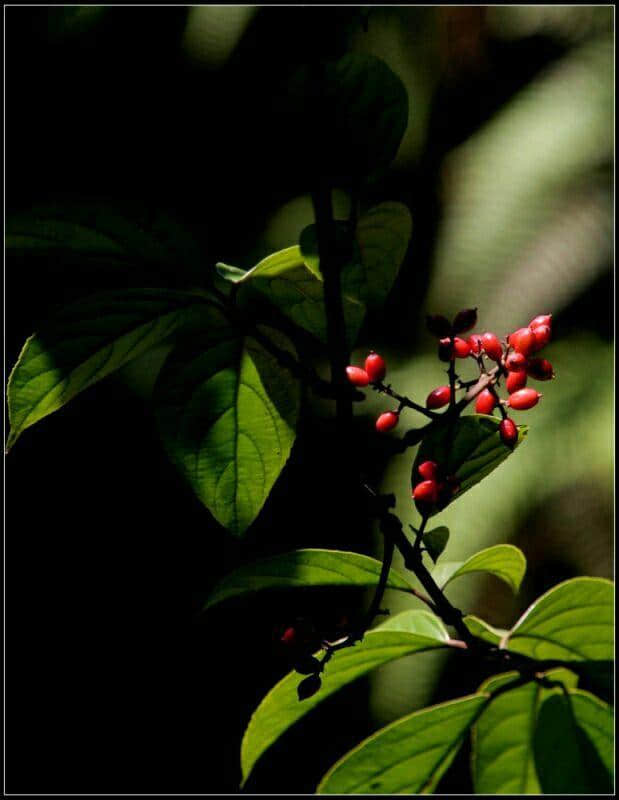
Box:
[412,460,460,511]
[346,351,387,387]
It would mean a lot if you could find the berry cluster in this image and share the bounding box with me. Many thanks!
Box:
[412,460,460,511]
[345,353,401,432]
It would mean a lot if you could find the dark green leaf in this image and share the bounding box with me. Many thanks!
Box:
[423,526,450,563]
[240,610,451,785]
[204,548,413,610]
[318,694,488,794]
[432,544,526,594]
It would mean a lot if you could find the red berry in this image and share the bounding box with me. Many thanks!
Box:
[506,370,527,394]
[527,357,554,381]
[505,352,527,372]
[509,327,536,356]
[345,366,369,387]
[452,308,478,334]
[365,352,387,383]
[376,411,399,433]
[508,388,542,410]
[438,338,454,362]
[531,324,551,352]
[426,314,452,338]
[413,479,440,505]
[418,460,439,480]
[481,332,503,361]
[499,418,518,447]
[529,314,552,331]
[468,334,483,355]
[475,388,497,415]
[453,337,471,358]
[426,385,451,409]
[281,626,297,645]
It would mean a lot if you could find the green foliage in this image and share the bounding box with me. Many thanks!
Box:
[432,544,527,594]
[422,526,450,563]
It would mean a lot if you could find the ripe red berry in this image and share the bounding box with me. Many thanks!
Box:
[527,357,554,381]
[529,314,552,331]
[345,366,369,387]
[475,388,497,415]
[505,352,527,372]
[508,327,536,356]
[426,385,451,409]
[468,334,483,355]
[413,479,440,505]
[453,337,471,358]
[531,324,551,352]
[499,418,518,447]
[452,308,478,334]
[426,314,452,338]
[418,460,439,480]
[508,388,542,410]
[506,370,527,394]
[481,332,503,361]
[281,626,297,645]
[375,411,399,433]
[365,352,387,383]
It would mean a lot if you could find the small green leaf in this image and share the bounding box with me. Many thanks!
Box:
[472,668,579,794]
[423,526,450,563]
[155,310,300,536]
[6,289,204,450]
[203,548,414,610]
[432,545,527,594]
[503,577,614,662]
[215,263,248,283]
[463,615,506,646]
[317,694,488,794]
[411,414,528,517]
[240,610,450,786]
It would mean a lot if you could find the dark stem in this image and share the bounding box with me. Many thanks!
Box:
[364,535,394,629]
[373,381,439,420]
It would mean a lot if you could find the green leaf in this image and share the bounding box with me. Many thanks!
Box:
[534,689,613,793]
[317,694,488,794]
[423,526,450,564]
[204,548,414,610]
[463,615,506,646]
[432,545,526,594]
[6,289,204,450]
[154,310,300,536]
[472,668,579,794]
[503,577,614,662]
[240,610,451,786]
[215,263,248,284]
[411,414,528,517]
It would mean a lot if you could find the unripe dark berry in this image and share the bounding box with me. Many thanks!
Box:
[506,369,527,394]
[499,418,518,447]
[294,655,322,675]
[481,332,503,361]
[297,673,322,701]
[426,314,452,338]
[468,334,483,355]
[376,411,399,433]
[281,626,297,645]
[505,352,527,372]
[345,366,369,387]
[426,385,451,409]
[452,307,478,334]
[531,324,551,352]
[365,352,387,383]
[529,314,552,331]
[508,388,542,410]
[418,460,439,481]
[508,327,536,356]
[438,338,454,362]
[527,357,554,381]
[475,388,497,415]
[445,475,461,496]
[413,479,440,505]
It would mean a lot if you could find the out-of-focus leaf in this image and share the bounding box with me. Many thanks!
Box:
[203,548,414,610]
[432,545,526,594]
[423,526,450,563]
[317,694,488,794]
[154,309,300,537]
[463,615,506,646]
[240,610,451,786]
[215,263,248,283]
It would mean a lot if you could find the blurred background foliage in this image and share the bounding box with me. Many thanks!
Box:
[6,6,612,794]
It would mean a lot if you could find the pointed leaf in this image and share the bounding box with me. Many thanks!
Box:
[215,263,248,283]
[463,615,506,646]
[6,289,205,450]
[503,577,614,662]
[203,548,414,610]
[423,526,450,564]
[411,414,528,517]
[432,545,526,594]
[472,668,579,794]
[241,610,450,786]
[155,310,300,536]
[318,694,488,794]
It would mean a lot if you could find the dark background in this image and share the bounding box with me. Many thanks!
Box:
[5,6,613,794]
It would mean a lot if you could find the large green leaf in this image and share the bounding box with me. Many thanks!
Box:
[155,309,300,536]
[318,693,488,794]
[240,610,451,786]
[503,577,614,662]
[6,289,205,450]
[534,689,613,793]
[204,548,414,610]
[411,414,528,517]
[471,668,578,794]
[432,545,526,594]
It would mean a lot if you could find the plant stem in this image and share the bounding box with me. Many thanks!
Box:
[373,381,439,420]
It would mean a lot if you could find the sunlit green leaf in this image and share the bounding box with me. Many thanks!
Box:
[240,610,450,786]
[6,289,205,450]
[155,309,300,536]
[463,615,506,646]
[318,693,488,794]
[432,545,526,594]
[423,526,450,563]
[203,548,414,610]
